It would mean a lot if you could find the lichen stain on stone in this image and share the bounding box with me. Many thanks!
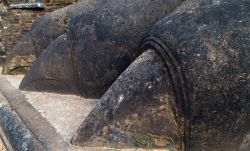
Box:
[207,44,217,62]
[63,15,70,29]
[152,93,183,145]
[206,43,229,70]
[133,133,174,148]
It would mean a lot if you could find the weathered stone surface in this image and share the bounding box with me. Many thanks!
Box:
[19,0,183,98]
[9,3,45,9]
[139,0,250,150]
[72,50,183,150]
[72,0,250,150]
[19,34,78,93]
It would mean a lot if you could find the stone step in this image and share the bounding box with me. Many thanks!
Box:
[0,77,71,150]
[0,67,170,150]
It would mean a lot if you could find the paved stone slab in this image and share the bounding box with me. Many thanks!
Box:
[0,67,170,150]
[1,67,99,143]
[24,91,98,142]
[0,77,72,151]
[0,92,45,151]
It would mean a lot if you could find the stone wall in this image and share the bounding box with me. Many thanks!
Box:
[0,0,75,65]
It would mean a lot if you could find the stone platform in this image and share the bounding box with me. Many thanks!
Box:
[0,67,170,151]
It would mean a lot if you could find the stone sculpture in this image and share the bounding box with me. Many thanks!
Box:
[3,0,250,150]
[19,0,183,98]
[72,0,250,150]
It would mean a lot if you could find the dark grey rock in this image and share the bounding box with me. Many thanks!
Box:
[139,0,250,150]
[72,50,183,149]
[19,0,183,98]
[19,34,78,94]
[72,0,250,150]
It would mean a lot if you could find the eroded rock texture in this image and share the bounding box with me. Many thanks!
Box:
[142,0,250,150]
[19,0,183,98]
[73,0,250,150]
